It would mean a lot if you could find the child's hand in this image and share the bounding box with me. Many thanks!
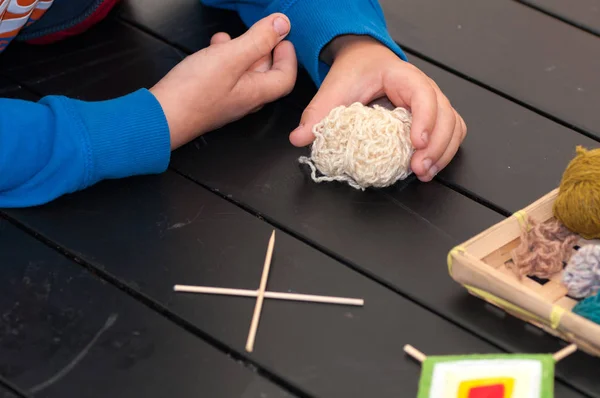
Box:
[150,13,297,150]
[290,35,466,182]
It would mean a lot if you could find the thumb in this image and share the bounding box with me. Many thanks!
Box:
[290,80,350,147]
[228,13,291,75]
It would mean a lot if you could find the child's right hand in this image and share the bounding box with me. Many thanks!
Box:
[150,13,297,150]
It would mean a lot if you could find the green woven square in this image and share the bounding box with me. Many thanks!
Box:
[416,353,554,397]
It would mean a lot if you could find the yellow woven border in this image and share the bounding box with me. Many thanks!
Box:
[465,285,564,330]
[447,245,466,277]
[448,208,530,277]
[513,209,530,230]
[550,306,566,329]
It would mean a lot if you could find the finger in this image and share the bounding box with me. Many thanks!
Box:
[249,53,273,73]
[458,113,467,143]
[228,13,291,75]
[210,32,231,45]
[418,109,464,181]
[289,75,353,147]
[410,89,456,179]
[212,31,272,72]
[383,67,437,150]
[233,40,297,110]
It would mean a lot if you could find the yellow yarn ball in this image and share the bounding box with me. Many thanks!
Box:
[553,146,600,239]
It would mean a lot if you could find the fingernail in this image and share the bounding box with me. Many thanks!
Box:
[429,165,439,178]
[421,131,429,145]
[422,158,432,171]
[273,17,290,36]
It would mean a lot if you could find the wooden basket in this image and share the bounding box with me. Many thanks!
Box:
[448,188,600,358]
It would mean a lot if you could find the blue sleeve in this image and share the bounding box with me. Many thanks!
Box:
[201,0,408,85]
[0,89,171,208]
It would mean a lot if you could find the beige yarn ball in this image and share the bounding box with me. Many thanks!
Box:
[298,101,414,190]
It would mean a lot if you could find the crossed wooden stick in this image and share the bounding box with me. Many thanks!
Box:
[404,342,578,363]
[174,230,579,361]
[174,230,365,352]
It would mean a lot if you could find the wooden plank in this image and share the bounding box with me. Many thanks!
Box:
[409,55,600,213]
[375,0,600,141]
[0,19,176,101]
[280,52,600,215]
[520,0,600,36]
[6,21,594,217]
[9,171,576,398]
[0,3,593,394]
[118,0,600,217]
[0,77,15,90]
[0,384,20,398]
[118,0,247,49]
[0,79,37,100]
[0,219,295,398]
[168,106,600,397]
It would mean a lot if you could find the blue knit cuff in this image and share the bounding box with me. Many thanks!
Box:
[65,88,171,187]
[266,0,408,86]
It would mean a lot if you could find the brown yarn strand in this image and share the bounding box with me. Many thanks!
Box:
[511,217,579,279]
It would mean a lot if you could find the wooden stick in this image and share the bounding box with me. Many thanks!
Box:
[174,285,364,306]
[553,343,577,362]
[404,344,427,363]
[246,230,276,353]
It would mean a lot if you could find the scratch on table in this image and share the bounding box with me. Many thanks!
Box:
[239,377,277,398]
[167,206,205,230]
[169,46,187,62]
[29,313,118,394]
[195,137,209,149]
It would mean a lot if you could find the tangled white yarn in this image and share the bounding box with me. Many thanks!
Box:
[298,102,414,190]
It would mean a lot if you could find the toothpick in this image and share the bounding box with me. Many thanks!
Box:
[174,285,364,306]
[403,343,577,365]
[404,344,427,363]
[552,343,577,362]
[246,230,276,352]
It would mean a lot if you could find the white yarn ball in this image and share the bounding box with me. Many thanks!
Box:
[298,102,414,190]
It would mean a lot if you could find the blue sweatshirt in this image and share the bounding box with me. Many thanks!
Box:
[0,0,407,208]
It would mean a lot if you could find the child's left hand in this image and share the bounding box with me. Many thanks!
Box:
[290,35,467,182]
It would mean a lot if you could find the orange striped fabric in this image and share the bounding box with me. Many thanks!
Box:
[0,0,53,51]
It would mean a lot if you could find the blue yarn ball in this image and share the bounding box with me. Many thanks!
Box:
[573,293,600,325]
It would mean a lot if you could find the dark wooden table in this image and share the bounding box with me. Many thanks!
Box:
[1,1,598,397]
